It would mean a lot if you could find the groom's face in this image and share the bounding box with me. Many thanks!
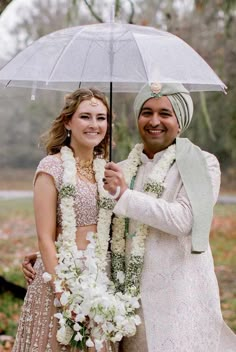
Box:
[138,96,179,158]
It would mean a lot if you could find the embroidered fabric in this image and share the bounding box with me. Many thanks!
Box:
[12,258,78,352]
[34,155,98,227]
[13,154,99,352]
[114,151,236,352]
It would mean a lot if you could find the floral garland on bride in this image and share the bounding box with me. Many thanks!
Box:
[43,146,141,351]
[111,143,176,296]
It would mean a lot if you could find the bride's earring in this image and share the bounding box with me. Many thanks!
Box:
[67,129,71,138]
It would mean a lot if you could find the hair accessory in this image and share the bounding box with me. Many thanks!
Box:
[89,97,99,106]
[150,82,162,98]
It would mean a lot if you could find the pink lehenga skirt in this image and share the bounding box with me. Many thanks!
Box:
[12,257,79,352]
[12,257,118,352]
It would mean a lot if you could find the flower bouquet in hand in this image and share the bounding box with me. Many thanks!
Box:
[53,232,141,351]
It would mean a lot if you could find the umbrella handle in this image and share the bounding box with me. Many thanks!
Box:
[109,81,113,162]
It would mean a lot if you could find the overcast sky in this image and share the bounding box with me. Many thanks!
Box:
[0,0,34,59]
[0,0,115,60]
[0,0,194,62]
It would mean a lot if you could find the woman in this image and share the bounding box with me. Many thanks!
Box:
[13,88,110,352]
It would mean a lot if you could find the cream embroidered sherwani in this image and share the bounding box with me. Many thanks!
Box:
[114,150,236,352]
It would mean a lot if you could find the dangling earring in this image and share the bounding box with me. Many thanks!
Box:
[67,129,71,138]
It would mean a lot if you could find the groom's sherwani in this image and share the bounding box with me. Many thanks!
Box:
[114,149,236,352]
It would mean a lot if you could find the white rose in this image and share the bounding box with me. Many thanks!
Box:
[56,325,73,345]
[94,339,104,352]
[42,272,52,283]
[86,338,94,347]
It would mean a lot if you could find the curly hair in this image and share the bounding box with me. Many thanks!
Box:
[41,88,110,158]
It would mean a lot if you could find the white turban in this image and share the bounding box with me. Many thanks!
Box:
[133,83,194,132]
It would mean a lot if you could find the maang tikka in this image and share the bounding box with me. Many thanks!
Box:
[89,97,99,106]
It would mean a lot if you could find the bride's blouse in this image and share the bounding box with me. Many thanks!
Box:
[34,155,98,227]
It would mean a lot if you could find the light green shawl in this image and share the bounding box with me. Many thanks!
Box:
[176,137,214,253]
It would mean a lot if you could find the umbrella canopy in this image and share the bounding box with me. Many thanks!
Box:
[0,22,226,93]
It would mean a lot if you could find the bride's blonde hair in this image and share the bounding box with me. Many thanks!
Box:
[41,88,110,158]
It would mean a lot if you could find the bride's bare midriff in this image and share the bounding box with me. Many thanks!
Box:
[56,224,97,250]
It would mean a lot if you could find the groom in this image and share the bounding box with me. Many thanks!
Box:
[103,83,236,352]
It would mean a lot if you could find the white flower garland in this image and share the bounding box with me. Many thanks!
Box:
[93,157,114,271]
[111,143,176,296]
[45,146,140,351]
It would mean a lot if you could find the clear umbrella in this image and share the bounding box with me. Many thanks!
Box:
[0,22,227,159]
[0,22,226,93]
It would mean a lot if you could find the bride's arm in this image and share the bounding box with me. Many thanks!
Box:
[34,172,58,287]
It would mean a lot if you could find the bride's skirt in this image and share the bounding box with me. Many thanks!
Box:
[12,258,79,352]
[12,258,118,352]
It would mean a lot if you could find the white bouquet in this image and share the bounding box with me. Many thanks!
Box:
[54,232,141,351]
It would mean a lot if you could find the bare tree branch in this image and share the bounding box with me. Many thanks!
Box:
[127,0,135,24]
[115,0,121,18]
[82,0,104,23]
[199,92,216,141]
[0,0,12,15]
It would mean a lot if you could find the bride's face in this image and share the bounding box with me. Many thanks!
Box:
[66,99,108,152]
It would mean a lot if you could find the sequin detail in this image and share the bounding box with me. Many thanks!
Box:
[34,155,98,227]
[12,258,76,351]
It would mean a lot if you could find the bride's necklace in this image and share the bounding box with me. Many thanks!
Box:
[75,157,95,182]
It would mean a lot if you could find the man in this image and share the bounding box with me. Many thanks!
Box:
[103,83,236,351]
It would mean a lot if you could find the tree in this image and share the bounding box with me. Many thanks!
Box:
[0,0,235,170]
[0,0,12,15]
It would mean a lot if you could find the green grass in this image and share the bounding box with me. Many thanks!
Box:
[211,204,236,267]
[0,198,34,222]
[221,297,236,332]
[0,293,23,336]
[214,203,236,217]
[0,268,26,288]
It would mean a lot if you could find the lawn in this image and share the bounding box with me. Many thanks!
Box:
[0,198,235,350]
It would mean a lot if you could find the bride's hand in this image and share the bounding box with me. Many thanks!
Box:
[103,162,128,200]
[22,252,37,284]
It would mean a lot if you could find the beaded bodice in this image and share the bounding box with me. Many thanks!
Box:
[34,155,98,227]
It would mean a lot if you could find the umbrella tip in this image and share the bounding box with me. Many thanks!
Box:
[223,85,228,95]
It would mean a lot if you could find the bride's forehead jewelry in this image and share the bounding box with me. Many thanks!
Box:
[89,97,99,106]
